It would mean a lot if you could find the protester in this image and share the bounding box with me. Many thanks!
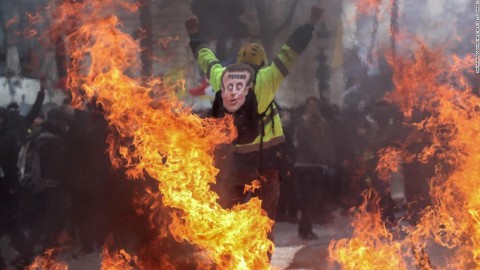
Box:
[7,79,46,143]
[294,97,336,240]
[0,107,22,268]
[17,108,72,261]
[67,103,110,256]
[277,108,299,223]
[185,4,324,248]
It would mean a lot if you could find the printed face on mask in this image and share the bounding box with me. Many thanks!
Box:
[221,70,252,113]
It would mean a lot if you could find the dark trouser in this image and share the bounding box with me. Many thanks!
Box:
[0,189,31,265]
[296,167,324,235]
[277,167,298,221]
[228,169,280,221]
[228,168,280,261]
[70,187,108,253]
[25,188,70,250]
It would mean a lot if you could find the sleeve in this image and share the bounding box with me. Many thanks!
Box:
[254,44,299,112]
[187,33,225,92]
[196,47,225,92]
[254,24,315,112]
[25,90,45,128]
[285,23,315,55]
[4,130,20,188]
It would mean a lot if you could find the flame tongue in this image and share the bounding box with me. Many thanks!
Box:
[329,0,478,267]
[26,249,68,270]
[330,40,478,268]
[393,47,478,268]
[52,0,273,268]
[328,190,407,270]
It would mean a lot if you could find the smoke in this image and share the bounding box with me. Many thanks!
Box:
[343,0,473,68]
[399,0,472,55]
[338,0,475,109]
[342,0,393,75]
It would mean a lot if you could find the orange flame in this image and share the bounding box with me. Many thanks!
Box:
[27,12,42,25]
[244,179,262,195]
[156,35,180,49]
[51,0,273,268]
[328,189,407,270]
[6,16,18,28]
[376,147,402,181]
[388,45,478,268]
[376,146,415,181]
[101,248,142,270]
[26,249,68,270]
[331,38,478,268]
[356,0,383,15]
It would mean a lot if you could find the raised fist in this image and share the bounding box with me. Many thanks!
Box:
[40,77,47,92]
[185,16,199,35]
[309,5,324,26]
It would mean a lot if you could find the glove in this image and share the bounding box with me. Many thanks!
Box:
[308,5,324,26]
[185,16,199,35]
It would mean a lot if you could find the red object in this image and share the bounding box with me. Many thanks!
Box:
[188,80,209,96]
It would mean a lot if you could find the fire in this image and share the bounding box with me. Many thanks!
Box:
[330,35,478,268]
[6,16,18,28]
[244,179,262,195]
[388,45,478,268]
[356,0,383,15]
[376,147,402,181]
[27,12,42,25]
[376,146,414,182]
[101,248,142,270]
[157,35,180,49]
[51,0,273,268]
[328,189,406,270]
[26,249,68,270]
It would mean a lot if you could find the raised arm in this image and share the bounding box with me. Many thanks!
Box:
[185,16,225,92]
[255,5,324,110]
[25,79,46,128]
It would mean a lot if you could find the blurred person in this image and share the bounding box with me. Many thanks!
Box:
[17,108,72,262]
[185,4,324,242]
[19,94,31,116]
[294,97,336,240]
[0,107,23,268]
[31,115,46,132]
[336,99,375,210]
[276,108,299,223]
[67,102,110,257]
[7,79,46,142]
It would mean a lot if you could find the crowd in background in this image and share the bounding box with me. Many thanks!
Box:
[0,88,161,269]
[273,94,407,239]
[0,76,433,265]
[205,87,411,240]
[0,78,435,268]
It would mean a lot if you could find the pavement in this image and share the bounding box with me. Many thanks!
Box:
[0,209,353,270]
[2,208,453,270]
[271,209,352,270]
